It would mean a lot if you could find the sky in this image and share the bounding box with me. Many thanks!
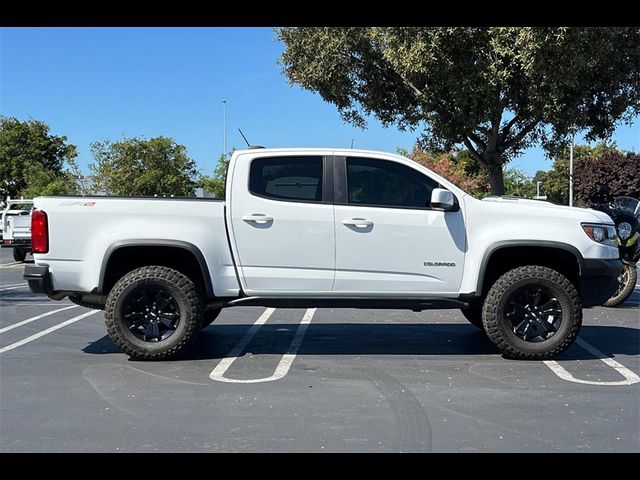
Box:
[1,27,638,177]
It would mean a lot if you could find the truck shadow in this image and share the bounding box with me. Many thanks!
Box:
[83,323,639,361]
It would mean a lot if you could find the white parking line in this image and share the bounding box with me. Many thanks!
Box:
[0,306,77,334]
[543,337,640,386]
[210,308,316,383]
[0,282,28,288]
[0,262,23,269]
[0,284,28,292]
[0,309,100,354]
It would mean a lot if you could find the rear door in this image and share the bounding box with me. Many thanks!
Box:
[228,152,335,294]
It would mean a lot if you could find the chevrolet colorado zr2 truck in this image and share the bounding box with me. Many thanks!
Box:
[24,148,622,360]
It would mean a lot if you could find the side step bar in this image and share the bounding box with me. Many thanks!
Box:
[219,296,468,312]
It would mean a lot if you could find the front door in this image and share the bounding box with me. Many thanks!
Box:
[229,153,335,294]
[333,156,466,295]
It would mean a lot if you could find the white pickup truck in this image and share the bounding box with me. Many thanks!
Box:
[25,148,622,360]
[1,199,33,262]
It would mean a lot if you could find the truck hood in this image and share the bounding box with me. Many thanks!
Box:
[480,196,613,224]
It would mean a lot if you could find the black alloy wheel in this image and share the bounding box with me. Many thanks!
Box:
[505,286,562,343]
[122,285,181,342]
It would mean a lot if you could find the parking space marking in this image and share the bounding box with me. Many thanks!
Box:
[0,282,28,288]
[0,284,28,292]
[0,306,77,334]
[543,338,640,386]
[0,309,100,354]
[210,308,316,383]
[0,262,24,269]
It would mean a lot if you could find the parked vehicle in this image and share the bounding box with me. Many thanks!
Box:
[591,196,639,306]
[24,148,622,360]
[1,198,34,262]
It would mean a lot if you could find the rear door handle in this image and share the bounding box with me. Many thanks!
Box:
[342,218,373,228]
[242,214,273,223]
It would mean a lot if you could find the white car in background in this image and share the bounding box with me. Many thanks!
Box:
[1,198,34,262]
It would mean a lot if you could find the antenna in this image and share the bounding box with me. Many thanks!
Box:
[238,128,251,148]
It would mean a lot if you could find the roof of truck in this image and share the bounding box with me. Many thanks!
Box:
[233,147,405,157]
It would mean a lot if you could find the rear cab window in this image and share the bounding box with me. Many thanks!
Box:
[249,156,323,203]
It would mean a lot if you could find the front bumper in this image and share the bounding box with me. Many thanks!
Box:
[24,265,53,295]
[581,258,624,307]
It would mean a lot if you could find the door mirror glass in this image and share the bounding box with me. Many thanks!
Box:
[431,188,454,211]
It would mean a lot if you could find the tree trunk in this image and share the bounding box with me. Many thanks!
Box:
[487,162,505,196]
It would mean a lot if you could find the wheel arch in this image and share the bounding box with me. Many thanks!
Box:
[476,240,584,297]
[98,240,214,299]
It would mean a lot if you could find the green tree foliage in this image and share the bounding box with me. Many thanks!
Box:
[277,27,640,195]
[574,151,640,205]
[502,168,536,198]
[0,116,78,198]
[199,153,231,198]
[89,137,198,197]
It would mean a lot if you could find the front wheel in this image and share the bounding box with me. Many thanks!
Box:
[602,264,637,307]
[482,265,582,360]
[105,266,203,360]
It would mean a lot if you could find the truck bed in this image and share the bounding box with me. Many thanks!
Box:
[33,196,240,297]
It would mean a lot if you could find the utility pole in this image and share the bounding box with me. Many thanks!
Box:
[222,100,227,159]
[569,132,574,207]
[350,138,355,149]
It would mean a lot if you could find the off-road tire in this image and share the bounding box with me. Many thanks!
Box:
[602,264,637,307]
[201,308,221,329]
[12,248,27,262]
[105,266,203,360]
[482,265,581,360]
[460,302,484,329]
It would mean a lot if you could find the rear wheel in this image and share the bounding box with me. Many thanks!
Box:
[482,265,581,360]
[460,302,484,329]
[12,248,27,262]
[602,264,637,307]
[105,266,203,360]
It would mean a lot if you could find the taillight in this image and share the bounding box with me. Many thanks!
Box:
[31,209,48,254]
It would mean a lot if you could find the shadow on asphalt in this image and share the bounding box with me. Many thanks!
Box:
[82,324,640,361]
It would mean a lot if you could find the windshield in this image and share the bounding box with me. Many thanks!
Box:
[612,196,640,217]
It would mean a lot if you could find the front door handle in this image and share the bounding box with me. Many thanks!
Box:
[242,214,273,223]
[342,218,373,228]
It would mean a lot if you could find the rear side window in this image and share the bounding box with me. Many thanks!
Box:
[249,156,323,202]
[347,157,439,208]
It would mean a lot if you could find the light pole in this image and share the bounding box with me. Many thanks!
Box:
[569,132,574,207]
[222,100,227,159]
[350,138,355,149]
[536,181,542,198]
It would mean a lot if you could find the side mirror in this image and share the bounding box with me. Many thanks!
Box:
[431,188,455,211]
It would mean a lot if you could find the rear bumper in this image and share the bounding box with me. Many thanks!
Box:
[581,258,624,307]
[24,265,53,295]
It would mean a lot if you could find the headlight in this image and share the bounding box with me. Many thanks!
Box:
[618,222,632,241]
[582,223,617,246]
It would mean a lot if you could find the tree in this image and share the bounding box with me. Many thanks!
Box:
[573,151,640,205]
[0,116,78,198]
[407,147,490,198]
[277,27,640,195]
[503,167,536,198]
[542,142,622,204]
[199,153,231,198]
[89,137,198,197]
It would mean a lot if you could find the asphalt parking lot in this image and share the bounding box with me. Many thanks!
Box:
[1,248,638,452]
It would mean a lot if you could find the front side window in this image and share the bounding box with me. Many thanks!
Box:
[249,156,323,202]
[346,157,439,208]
